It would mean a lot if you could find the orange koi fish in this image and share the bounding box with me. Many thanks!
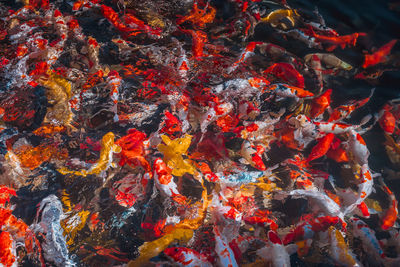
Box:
[380,181,399,230]
[181,29,208,59]
[0,231,15,267]
[378,104,397,135]
[176,2,216,28]
[264,62,305,88]
[326,136,349,163]
[363,39,397,68]
[308,27,366,51]
[306,133,335,162]
[309,89,332,118]
[115,129,150,173]
[244,210,278,231]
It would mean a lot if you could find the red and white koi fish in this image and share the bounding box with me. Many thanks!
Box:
[314,121,356,134]
[328,89,374,122]
[214,226,239,267]
[283,215,342,245]
[257,231,297,267]
[344,164,374,215]
[227,41,263,73]
[285,189,344,219]
[277,115,316,150]
[240,141,266,170]
[106,71,122,122]
[164,247,212,267]
[200,102,233,133]
[177,50,190,80]
[347,129,369,166]
[153,158,187,205]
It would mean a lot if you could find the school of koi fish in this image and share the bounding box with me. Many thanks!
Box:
[0,0,399,266]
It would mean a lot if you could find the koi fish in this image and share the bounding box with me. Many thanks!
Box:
[270,83,314,101]
[32,195,73,266]
[279,28,322,49]
[101,5,161,38]
[240,141,266,170]
[157,134,195,176]
[306,53,352,71]
[106,71,121,120]
[344,164,375,215]
[59,132,121,177]
[350,217,385,261]
[261,9,299,29]
[283,215,341,245]
[0,231,16,267]
[244,210,278,231]
[264,62,305,88]
[314,121,356,134]
[306,133,335,162]
[176,2,216,28]
[181,29,208,59]
[228,42,263,73]
[115,129,150,173]
[378,104,397,134]
[328,89,374,122]
[257,231,297,267]
[328,227,361,267]
[214,226,239,267]
[153,158,187,204]
[347,129,369,166]
[308,27,366,51]
[309,89,332,118]
[304,54,323,91]
[380,180,399,230]
[164,247,212,267]
[326,136,349,163]
[363,39,397,68]
[128,228,194,267]
[286,189,343,219]
[0,187,16,207]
